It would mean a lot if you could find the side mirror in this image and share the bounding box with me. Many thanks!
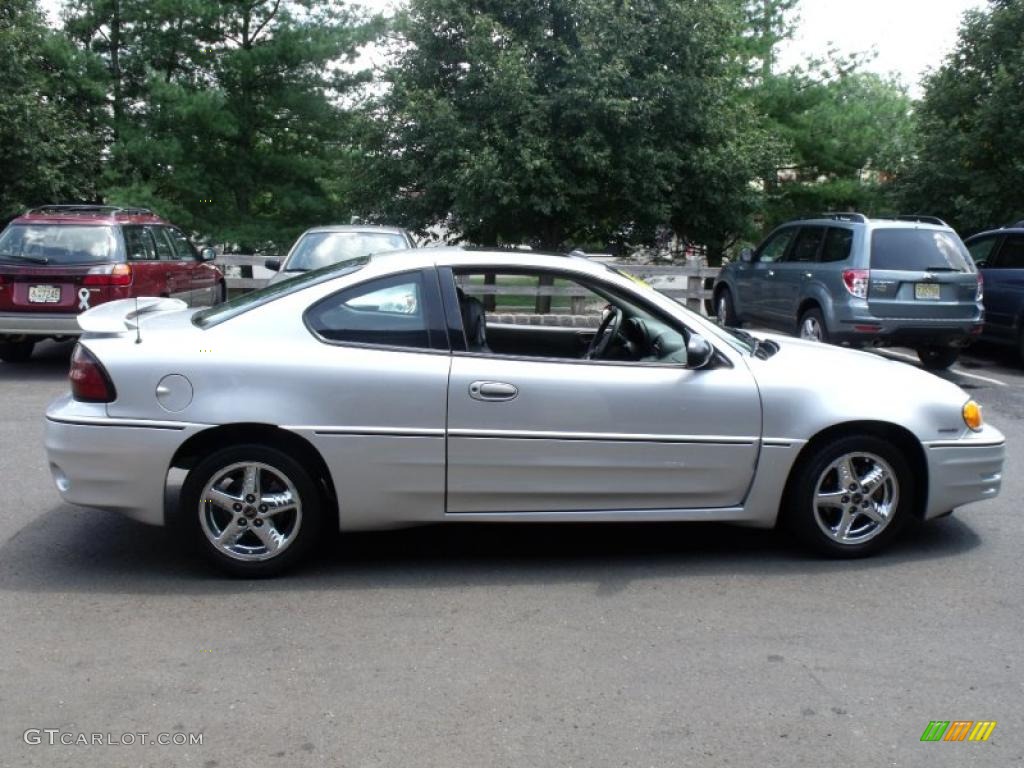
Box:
[740,248,754,263]
[264,258,281,272]
[686,334,715,369]
[200,246,217,262]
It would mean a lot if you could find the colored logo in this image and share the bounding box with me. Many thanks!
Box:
[921,721,997,742]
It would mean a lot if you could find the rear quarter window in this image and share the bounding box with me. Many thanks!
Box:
[870,229,973,272]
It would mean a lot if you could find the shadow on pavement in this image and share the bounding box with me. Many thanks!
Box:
[0,339,74,382]
[0,501,983,597]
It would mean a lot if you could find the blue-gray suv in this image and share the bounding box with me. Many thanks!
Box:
[964,222,1024,363]
[713,213,984,370]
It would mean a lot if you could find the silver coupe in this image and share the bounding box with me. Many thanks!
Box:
[44,249,1005,575]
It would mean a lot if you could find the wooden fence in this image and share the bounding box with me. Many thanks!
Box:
[217,254,720,316]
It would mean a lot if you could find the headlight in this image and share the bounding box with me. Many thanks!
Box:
[963,400,984,431]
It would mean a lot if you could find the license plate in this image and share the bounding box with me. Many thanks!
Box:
[28,285,61,303]
[914,283,941,300]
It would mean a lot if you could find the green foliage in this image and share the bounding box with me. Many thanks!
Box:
[899,0,1024,235]
[0,0,107,220]
[371,0,775,254]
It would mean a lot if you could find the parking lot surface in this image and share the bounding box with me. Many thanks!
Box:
[1,339,1022,767]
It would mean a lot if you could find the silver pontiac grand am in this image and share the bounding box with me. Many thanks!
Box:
[44,248,1005,576]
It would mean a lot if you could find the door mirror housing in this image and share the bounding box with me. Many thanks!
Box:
[199,246,217,262]
[739,248,754,263]
[264,258,282,272]
[686,334,715,369]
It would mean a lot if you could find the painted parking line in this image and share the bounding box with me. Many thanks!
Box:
[875,349,1009,387]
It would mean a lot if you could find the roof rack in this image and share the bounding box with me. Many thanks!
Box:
[27,204,156,217]
[893,214,948,227]
[819,212,869,223]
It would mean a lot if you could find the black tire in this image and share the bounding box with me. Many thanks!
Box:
[797,308,828,343]
[783,435,914,558]
[218,281,227,304]
[0,340,36,363]
[180,443,323,577]
[715,287,740,327]
[916,346,959,370]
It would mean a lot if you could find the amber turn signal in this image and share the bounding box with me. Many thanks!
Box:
[962,400,984,432]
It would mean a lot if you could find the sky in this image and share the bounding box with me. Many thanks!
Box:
[41,0,986,95]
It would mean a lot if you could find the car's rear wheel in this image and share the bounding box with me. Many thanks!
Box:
[916,346,959,370]
[784,435,913,557]
[715,288,740,327]
[180,444,323,577]
[798,308,828,343]
[0,339,36,363]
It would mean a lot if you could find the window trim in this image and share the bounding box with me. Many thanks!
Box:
[303,267,450,354]
[440,264,730,370]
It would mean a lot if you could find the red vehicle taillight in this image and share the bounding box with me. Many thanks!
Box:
[69,344,116,403]
[83,263,133,286]
[842,269,870,299]
[976,272,984,302]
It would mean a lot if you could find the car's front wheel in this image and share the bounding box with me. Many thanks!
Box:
[0,339,36,363]
[784,435,913,557]
[715,288,740,327]
[180,444,323,576]
[916,346,959,370]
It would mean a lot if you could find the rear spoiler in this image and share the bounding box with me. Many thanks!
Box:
[77,297,188,333]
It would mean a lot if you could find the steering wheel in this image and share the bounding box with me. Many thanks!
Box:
[585,305,624,360]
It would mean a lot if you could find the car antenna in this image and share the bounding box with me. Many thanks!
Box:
[134,296,142,344]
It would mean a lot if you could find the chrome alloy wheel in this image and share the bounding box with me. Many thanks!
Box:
[198,462,303,562]
[813,452,899,545]
[800,315,823,341]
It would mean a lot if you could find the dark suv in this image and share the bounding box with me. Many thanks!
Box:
[0,205,225,362]
[713,213,984,369]
[964,222,1024,362]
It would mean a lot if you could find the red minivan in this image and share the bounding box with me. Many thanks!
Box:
[0,205,225,362]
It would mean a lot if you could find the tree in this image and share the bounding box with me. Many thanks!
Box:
[0,0,108,219]
[899,0,1024,235]
[371,0,774,255]
[64,0,378,249]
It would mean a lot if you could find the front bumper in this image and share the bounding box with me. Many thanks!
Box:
[922,426,1005,519]
[0,312,82,337]
[44,395,204,526]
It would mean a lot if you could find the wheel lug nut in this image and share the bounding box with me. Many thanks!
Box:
[233,503,242,512]
[237,517,247,526]
[253,519,263,527]
[259,504,268,513]
[245,494,255,503]
[841,496,850,503]
[848,484,857,491]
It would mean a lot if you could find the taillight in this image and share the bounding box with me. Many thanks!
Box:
[69,344,116,403]
[83,263,132,286]
[976,272,984,302]
[842,269,870,299]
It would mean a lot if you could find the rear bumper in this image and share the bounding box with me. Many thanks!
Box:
[44,395,202,526]
[830,317,984,347]
[0,312,82,336]
[922,430,1005,519]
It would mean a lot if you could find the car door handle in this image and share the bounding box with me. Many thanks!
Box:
[804,272,813,279]
[469,381,518,401]
[767,270,775,277]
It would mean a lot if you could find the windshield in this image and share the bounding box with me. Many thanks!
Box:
[193,256,370,328]
[0,224,117,265]
[870,229,973,272]
[285,232,409,272]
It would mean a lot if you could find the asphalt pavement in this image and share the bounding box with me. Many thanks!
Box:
[1,339,1022,768]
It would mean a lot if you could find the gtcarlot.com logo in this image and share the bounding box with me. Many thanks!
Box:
[921,721,997,742]
[23,729,203,747]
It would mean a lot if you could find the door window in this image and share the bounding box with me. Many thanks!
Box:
[788,227,826,262]
[756,228,796,263]
[821,228,854,263]
[994,236,1024,269]
[151,228,176,261]
[123,226,157,261]
[305,271,441,350]
[165,228,198,260]
[967,236,999,268]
